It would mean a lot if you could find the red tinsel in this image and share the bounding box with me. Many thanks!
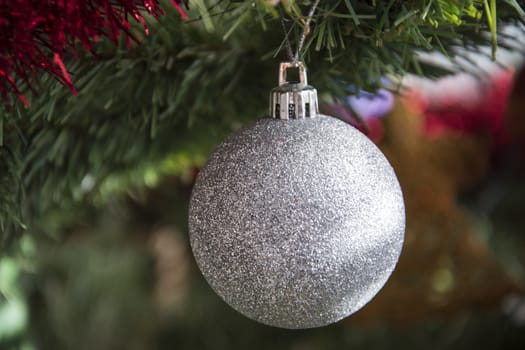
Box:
[0,0,187,106]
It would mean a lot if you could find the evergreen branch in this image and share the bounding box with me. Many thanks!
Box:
[0,0,524,248]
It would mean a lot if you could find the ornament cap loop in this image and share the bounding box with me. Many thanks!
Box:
[270,62,319,120]
[279,62,308,86]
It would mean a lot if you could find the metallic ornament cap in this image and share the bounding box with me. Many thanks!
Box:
[270,62,319,120]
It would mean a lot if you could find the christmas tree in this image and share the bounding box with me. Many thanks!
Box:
[1,0,525,348]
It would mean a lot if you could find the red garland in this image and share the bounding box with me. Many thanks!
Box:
[0,0,187,106]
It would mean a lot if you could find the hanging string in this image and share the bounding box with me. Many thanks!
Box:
[279,0,321,64]
[293,0,320,63]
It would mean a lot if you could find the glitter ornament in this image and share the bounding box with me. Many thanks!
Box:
[189,62,405,329]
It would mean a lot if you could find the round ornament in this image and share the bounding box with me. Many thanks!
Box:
[188,62,405,329]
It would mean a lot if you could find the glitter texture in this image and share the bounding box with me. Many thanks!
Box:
[189,115,405,329]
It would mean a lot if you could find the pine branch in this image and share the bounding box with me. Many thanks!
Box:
[0,0,524,248]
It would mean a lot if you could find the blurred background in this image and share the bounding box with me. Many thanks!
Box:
[1,1,525,349]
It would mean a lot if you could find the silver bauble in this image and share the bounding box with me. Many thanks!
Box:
[189,115,405,329]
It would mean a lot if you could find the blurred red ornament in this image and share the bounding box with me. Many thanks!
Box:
[405,69,515,149]
[0,0,187,106]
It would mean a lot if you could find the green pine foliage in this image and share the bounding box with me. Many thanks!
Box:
[0,0,524,248]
